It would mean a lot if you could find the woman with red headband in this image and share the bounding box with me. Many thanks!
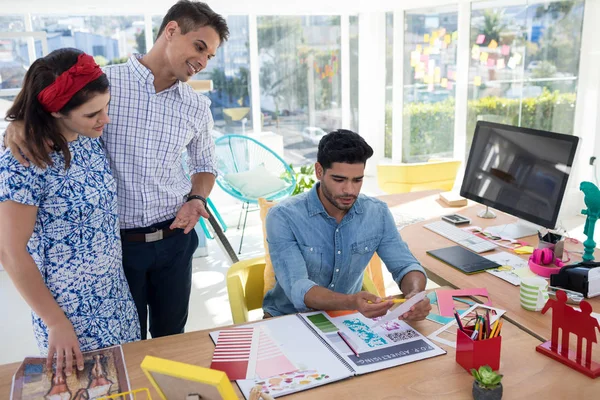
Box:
[0,48,140,376]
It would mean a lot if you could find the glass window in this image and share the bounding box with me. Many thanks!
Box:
[0,16,28,90]
[152,15,253,136]
[258,16,342,166]
[0,16,28,117]
[349,15,359,133]
[467,0,584,151]
[384,12,393,158]
[0,16,26,32]
[0,36,34,89]
[403,6,459,163]
[31,15,144,65]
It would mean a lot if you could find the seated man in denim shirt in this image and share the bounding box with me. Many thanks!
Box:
[263,129,431,320]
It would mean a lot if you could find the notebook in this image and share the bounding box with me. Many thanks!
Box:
[209,311,446,399]
[427,245,501,274]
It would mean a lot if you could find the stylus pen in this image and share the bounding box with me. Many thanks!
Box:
[338,331,360,357]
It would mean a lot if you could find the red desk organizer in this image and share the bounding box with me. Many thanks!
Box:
[455,328,502,372]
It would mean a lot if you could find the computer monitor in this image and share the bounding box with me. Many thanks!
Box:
[460,121,579,239]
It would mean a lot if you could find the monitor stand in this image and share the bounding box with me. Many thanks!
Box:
[485,220,540,240]
[477,206,496,219]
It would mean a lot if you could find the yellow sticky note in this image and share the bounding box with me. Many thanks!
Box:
[513,52,522,64]
[424,33,430,42]
[474,76,482,86]
[410,51,420,67]
[452,31,458,41]
[515,246,535,255]
[480,52,489,62]
[416,44,422,53]
[471,44,481,60]
[441,78,448,88]
[514,267,537,279]
[496,58,505,69]
[488,39,498,49]
[444,34,451,44]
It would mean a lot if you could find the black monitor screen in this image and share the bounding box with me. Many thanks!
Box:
[460,121,579,229]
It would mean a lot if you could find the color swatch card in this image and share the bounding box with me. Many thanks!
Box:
[210,327,259,380]
[255,326,297,379]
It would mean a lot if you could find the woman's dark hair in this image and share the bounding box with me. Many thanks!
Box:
[5,48,109,168]
[317,129,374,171]
[157,0,230,44]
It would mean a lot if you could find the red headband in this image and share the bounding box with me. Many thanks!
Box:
[37,53,103,113]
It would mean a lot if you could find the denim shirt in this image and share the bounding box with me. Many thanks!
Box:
[263,183,426,316]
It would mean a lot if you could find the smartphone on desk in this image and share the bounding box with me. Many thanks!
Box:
[441,214,471,225]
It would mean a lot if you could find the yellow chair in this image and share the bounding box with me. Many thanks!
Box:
[377,159,461,194]
[226,256,380,324]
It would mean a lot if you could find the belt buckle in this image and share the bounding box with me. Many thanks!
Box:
[145,230,163,242]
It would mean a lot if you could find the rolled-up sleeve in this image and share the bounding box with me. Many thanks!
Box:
[377,206,427,285]
[187,99,218,177]
[266,207,317,311]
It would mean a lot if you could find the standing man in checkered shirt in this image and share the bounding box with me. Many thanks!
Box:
[4,1,229,340]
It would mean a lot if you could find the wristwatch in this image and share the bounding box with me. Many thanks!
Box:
[186,194,207,207]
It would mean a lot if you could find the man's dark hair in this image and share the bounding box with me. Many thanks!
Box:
[157,1,230,44]
[317,129,374,170]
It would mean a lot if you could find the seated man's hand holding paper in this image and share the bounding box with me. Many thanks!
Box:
[353,291,394,318]
[397,291,432,321]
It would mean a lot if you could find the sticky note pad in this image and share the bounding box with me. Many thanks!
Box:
[514,246,534,255]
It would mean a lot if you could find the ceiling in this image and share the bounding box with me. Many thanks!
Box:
[2,0,456,16]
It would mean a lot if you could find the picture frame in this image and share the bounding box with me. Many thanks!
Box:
[140,356,237,400]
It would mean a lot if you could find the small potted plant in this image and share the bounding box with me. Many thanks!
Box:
[471,365,503,400]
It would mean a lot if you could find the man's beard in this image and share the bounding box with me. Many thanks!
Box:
[320,181,357,211]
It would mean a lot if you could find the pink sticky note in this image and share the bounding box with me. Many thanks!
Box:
[476,34,485,45]
[487,58,496,67]
[436,289,492,316]
[447,81,454,90]
[501,44,510,56]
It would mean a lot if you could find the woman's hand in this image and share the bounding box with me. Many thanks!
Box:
[47,318,84,376]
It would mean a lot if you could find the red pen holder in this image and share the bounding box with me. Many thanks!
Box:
[455,328,501,372]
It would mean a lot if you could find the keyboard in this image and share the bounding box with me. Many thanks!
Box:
[423,221,497,253]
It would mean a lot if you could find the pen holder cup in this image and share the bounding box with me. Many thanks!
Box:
[455,328,501,372]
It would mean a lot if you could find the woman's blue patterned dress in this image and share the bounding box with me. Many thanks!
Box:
[0,136,140,353]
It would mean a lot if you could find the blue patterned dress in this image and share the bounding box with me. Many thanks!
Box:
[0,136,141,353]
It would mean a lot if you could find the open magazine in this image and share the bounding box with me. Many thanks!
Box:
[209,311,446,399]
[10,345,130,400]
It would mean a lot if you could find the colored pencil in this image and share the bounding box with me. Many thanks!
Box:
[493,320,503,338]
[367,298,407,304]
[338,331,360,357]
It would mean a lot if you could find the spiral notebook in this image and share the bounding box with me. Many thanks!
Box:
[209,311,445,398]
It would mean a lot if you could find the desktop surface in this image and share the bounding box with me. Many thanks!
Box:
[401,202,600,344]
